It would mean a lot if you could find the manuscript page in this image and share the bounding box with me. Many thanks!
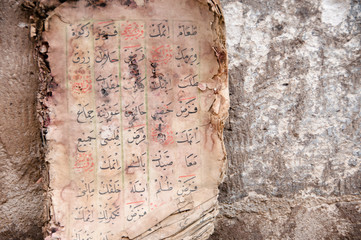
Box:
[43,0,228,239]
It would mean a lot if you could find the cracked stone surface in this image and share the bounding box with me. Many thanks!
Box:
[211,0,361,239]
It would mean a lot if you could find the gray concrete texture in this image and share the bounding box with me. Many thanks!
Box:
[0,0,360,239]
[211,0,361,239]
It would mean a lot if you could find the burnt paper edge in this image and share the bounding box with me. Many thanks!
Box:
[22,0,59,237]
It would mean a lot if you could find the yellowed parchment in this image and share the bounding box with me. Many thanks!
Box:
[43,0,228,239]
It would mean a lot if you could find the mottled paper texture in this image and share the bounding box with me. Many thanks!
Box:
[43,0,228,239]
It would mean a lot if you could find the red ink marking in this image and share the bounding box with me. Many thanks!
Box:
[73,153,94,172]
[150,202,166,211]
[124,45,141,49]
[60,182,72,202]
[120,21,144,40]
[179,96,196,102]
[151,124,174,145]
[124,124,146,130]
[126,200,145,205]
[150,45,173,65]
[179,174,196,178]
[70,68,92,95]
[71,79,92,94]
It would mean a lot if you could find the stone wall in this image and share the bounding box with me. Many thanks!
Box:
[0,1,44,239]
[211,0,361,239]
[0,0,360,239]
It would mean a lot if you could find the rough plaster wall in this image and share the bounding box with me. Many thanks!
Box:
[0,1,44,239]
[211,0,361,239]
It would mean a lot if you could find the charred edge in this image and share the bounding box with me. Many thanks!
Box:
[208,0,227,71]
[85,0,107,8]
[59,0,143,8]
[206,0,229,218]
[120,0,137,7]
[22,0,59,238]
[207,0,228,122]
[23,0,110,8]
[203,0,227,100]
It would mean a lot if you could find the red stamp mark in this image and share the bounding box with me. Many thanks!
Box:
[69,68,92,94]
[71,79,92,94]
[151,124,174,145]
[150,45,173,65]
[73,153,94,172]
[120,22,144,40]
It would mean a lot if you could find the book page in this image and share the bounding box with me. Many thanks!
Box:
[43,0,228,239]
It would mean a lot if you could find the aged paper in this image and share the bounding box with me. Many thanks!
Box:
[43,0,228,239]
